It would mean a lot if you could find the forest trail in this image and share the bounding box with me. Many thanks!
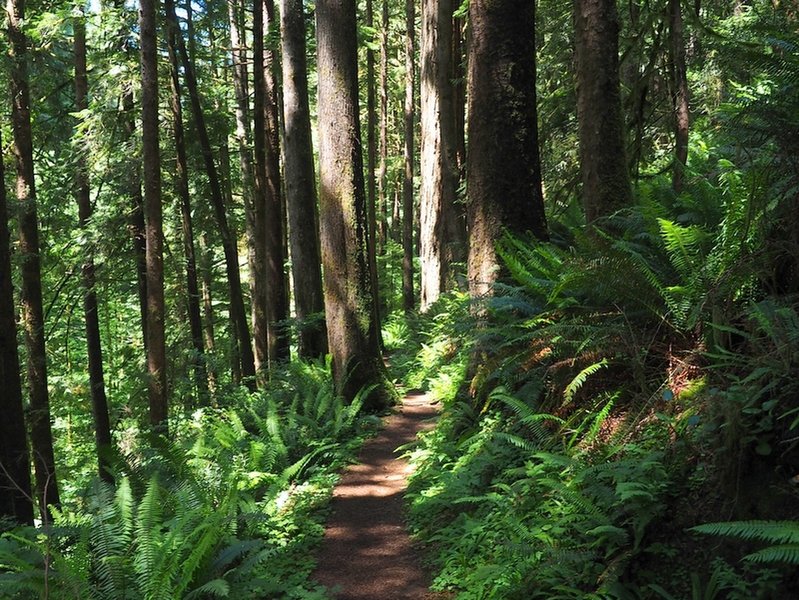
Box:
[312,391,447,599]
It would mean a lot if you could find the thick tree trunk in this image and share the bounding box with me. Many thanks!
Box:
[467,0,549,299]
[75,12,114,480]
[0,127,34,526]
[670,0,690,193]
[316,0,389,409]
[574,0,632,224]
[8,0,61,520]
[140,0,168,429]
[280,0,328,359]
[419,0,462,311]
[262,0,290,365]
[165,0,208,405]
[402,0,415,312]
[177,20,256,387]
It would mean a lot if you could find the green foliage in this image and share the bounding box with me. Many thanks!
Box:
[0,361,370,599]
[692,521,799,564]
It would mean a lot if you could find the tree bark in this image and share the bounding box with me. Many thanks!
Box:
[378,0,389,249]
[419,0,462,311]
[74,11,114,480]
[670,0,690,193]
[140,0,168,429]
[316,0,389,409]
[402,0,415,312]
[280,0,328,358]
[177,17,256,387]
[8,0,61,520]
[467,0,549,300]
[574,0,632,224]
[0,126,34,526]
[262,0,290,365]
[199,233,218,395]
[228,0,263,380]
[164,0,208,405]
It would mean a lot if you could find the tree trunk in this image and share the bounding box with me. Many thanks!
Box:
[199,233,218,395]
[467,0,549,300]
[262,0,290,365]
[164,0,208,405]
[419,0,462,311]
[670,0,690,193]
[0,127,34,526]
[8,0,61,520]
[402,0,415,312]
[177,19,256,387]
[316,0,389,409]
[140,0,168,429]
[574,0,632,224]
[280,0,328,358]
[378,0,389,249]
[228,0,263,380]
[452,15,466,174]
[74,11,114,480]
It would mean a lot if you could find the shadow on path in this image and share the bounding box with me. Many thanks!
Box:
[312,392,446,599]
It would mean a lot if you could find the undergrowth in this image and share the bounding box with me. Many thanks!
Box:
[397,167,799,597]
[0,359,373,599]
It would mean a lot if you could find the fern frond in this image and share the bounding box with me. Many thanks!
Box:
[563,360,608,405]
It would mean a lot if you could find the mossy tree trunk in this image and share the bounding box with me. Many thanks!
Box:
[280,0,328,358]
[467,0,549,301]
[574,0,632,224]
[316,0,389,409]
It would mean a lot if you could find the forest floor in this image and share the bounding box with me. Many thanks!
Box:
[312,390,451,599]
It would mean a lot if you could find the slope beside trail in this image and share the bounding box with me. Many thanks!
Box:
[312,391,449,599]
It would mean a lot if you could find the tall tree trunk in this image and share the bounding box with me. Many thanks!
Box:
[467,0,549,300]
[228,0,264,379]
[177,18,257,387]
[262,0,290,365]
[8,0,61,520]
[419,0,462,310]
[316,0,389,409]
[280,0,328,358]
[366,0,378,283]
[164,0,208,405]
[251,0,271,376]
[378,0,389,249]
[74,11,114,480]
[574,0,632,224]
[452,15,466,174]
[0,127,34,526]
[140,0,168,429]
[670,0,690,193]
[402,0,415,312]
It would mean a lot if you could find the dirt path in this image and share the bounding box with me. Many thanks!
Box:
[312,391,444,599]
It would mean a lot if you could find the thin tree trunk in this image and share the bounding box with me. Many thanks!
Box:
[0,126,34,526]
[670,0,689,193]
[140,0,168,429]
[574,0,632,224]
[177,18,256,387]
[402,0,415,312]
[378,0,389,249]
[280,0,328,358]
[452,15,466,174]
[467,0,549,300]
[228,0,263,379]
[164,0,208,405]
[74,11,114,480]
[8,0,61,520]
[199,233,218,395]
[262,0,290,365]
[316,0,389,409]
[419,0,461,311]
